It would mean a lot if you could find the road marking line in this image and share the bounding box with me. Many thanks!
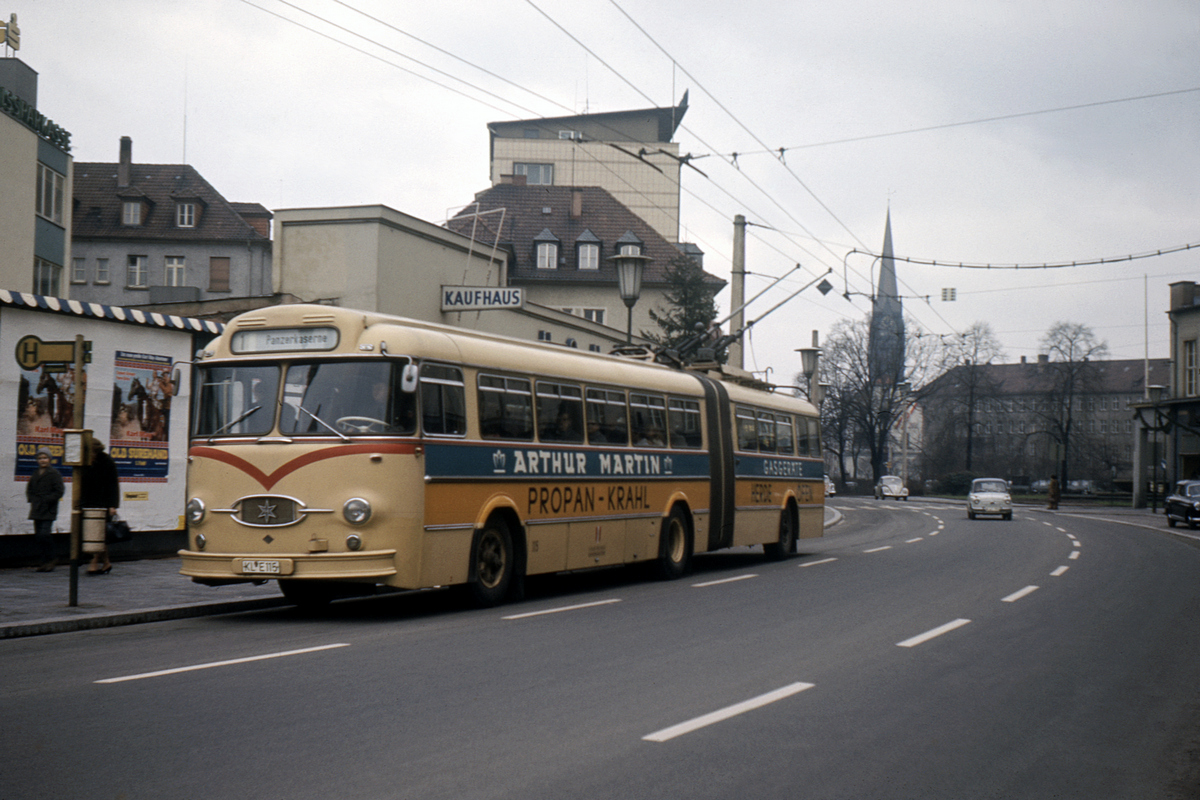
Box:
[1073,542,1080,548]
[503,599,622,619]
[96,643,350,684]
[1057,527,1068,533]
[800,557,837,568]
[643,682,815,742]
[1051,566,1069,576]
[1069,551,1080,560]
[906,537,924,543]
[1002,585,1040,602]
[864,546,893,553]
[692,574,758,588]
[897,618,971,648]
[1044,521,1055,527]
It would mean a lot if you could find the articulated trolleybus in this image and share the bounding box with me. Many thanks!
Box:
[181,305,824,607]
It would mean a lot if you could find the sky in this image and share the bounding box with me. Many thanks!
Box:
[10,0,1198,385]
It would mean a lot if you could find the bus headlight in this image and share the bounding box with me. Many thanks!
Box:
[343,498,372,525]
[186,498,206,525]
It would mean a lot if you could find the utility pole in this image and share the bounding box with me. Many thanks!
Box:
[729,215,746,370]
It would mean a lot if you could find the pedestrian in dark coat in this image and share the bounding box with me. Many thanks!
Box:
[1047,475,1061,510]
[80,439,120,575]
[26,446,64,571]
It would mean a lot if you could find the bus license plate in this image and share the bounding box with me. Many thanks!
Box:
[240,559,283,575]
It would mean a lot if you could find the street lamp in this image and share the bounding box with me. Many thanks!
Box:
[796,346,821,401]
[610,253,651,343]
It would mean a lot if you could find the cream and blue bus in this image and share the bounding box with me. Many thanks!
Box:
[180,305,824,608]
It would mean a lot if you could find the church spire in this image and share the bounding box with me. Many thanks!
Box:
[869,209,905,384]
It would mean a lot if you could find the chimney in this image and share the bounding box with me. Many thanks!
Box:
[1037,354,1049,366]
[1170,281,1198,311]
[118,136,132,188]
[571,190,582,219]
[1020,355,1027,364]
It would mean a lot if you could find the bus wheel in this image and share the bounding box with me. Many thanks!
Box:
[655,508,691,580]
[764,505,797,560]
[469,519,513,607]
[279,580,335,611]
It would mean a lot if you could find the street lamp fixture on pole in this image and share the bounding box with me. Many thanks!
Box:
[610,253,651,343]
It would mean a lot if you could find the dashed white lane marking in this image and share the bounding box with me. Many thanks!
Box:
[1002,586,1040,603]
[1069,551,1080,560]
[643,682,815,742]
[864,546,893,553]
[897,618,972,648]
[503,599,622,620]
[906,538,924,543]
[96,643,351,684]
[1057,527,1068,533]
[800,557,838,568]
[1051,566,1070,577]
[692,574,758,588]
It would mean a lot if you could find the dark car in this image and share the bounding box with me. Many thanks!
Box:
[1165,480,1200,528]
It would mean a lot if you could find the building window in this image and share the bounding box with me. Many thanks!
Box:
[35,164,64,225]
[538,330,552,342]
[71,258,86,284]
[536,242,558,270]
[95,258,110,284]
[209,256,231,292]
[127,255,148,288]
[33,258,61,296]
[578,242,600,270]
[176,203,196,228]
[515,163,553,185]
[581,308,606,325]
[122,201,142,226]
[166,256,186,287]
[619,243,642,256]
[1185,340,1197,396]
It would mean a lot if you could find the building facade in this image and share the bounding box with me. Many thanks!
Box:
[0,55,73,296]
[71,137,272,308]
[488,95,689,243]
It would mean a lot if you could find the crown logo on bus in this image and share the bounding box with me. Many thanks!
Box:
[492,450,507,472]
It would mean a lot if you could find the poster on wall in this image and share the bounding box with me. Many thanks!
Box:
[110,351,173,481]
[14,339,87,479]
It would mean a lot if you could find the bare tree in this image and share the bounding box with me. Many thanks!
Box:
[1036,321,1109,486]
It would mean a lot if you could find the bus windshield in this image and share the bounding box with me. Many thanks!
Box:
[194,360,416,437]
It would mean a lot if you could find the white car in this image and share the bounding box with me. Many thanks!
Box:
[875,475,908,500]
[824,475,836,497]
[968,478,1012,520]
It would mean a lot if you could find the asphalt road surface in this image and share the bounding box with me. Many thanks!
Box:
[4,498,1199,799]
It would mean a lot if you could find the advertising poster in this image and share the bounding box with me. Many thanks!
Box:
[14,351,86,479]
[110,351,173,481]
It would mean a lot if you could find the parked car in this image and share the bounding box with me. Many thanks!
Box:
[967,477,1012,520]
[1030,479,1050,493]
[1066,479,1096,495]
[875,475,908,500]
[1164,480,1200,529]
[824,475,836,497]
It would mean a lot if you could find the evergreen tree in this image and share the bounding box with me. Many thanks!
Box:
[645,255,720,359]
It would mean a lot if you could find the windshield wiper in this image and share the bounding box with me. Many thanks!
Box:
[207,406,261,443]
[296,403,349,441]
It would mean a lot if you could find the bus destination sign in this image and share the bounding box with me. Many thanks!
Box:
[230,327,340,354]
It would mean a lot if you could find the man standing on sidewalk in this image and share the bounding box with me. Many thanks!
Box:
[1048,475,1061,510]
[27,446,64,571]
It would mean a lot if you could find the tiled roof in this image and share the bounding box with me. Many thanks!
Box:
[926,358,1172,396]
[445,184,724,289]
[73,162,269,243]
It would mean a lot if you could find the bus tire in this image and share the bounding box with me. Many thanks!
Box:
[764,504,797,560]
[279,579,336,611]
[655,507,691,580]
[469,518,514,607]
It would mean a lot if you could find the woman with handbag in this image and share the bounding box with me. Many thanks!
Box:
[26,446,64,572]
[80,439,120,575]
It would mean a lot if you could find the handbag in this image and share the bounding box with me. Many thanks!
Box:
[106,515,133,543]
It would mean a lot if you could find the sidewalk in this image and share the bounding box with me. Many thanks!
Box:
[1,504,1185,639]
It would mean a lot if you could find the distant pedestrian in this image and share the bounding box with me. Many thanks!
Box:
[26,447,64,572]
[1047,474,1061,510]
[80,439,120,575]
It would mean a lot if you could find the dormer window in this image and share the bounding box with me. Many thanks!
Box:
[576,229,601,271]
[533,228,560,270]
[122,201,142,226]
[176,202,196,228]
[616,230,643,257]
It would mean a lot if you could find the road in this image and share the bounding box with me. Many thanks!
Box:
[3,498,1199,799]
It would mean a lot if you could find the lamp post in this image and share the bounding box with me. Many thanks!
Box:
[610,253,651,343]
[1148,384,1166,513]
[897,381,913,491]
[797,346,821,401]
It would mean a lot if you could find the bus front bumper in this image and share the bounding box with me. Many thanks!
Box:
[179,549,398,583]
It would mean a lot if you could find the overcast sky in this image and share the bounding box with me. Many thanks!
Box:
[13,0,1198,383]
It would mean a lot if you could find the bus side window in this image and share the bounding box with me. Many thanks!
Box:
[776,414,795,455]
[668,397,702,448]
[537,382,583,443]
[478,375,532,440]
[587,388,627,445]
[757,411,776,454]
[735,405,757,451]
[630,393,666,446]
[420,364,465,435]
[797,416,811,456]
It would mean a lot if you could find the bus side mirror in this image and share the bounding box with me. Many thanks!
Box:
[401,363,419,393]
[171,366,184,397]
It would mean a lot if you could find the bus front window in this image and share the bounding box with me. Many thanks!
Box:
[279,361,415,436]
[193,365,280,437]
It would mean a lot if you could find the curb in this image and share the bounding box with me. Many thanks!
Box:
[0,596,290,640]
